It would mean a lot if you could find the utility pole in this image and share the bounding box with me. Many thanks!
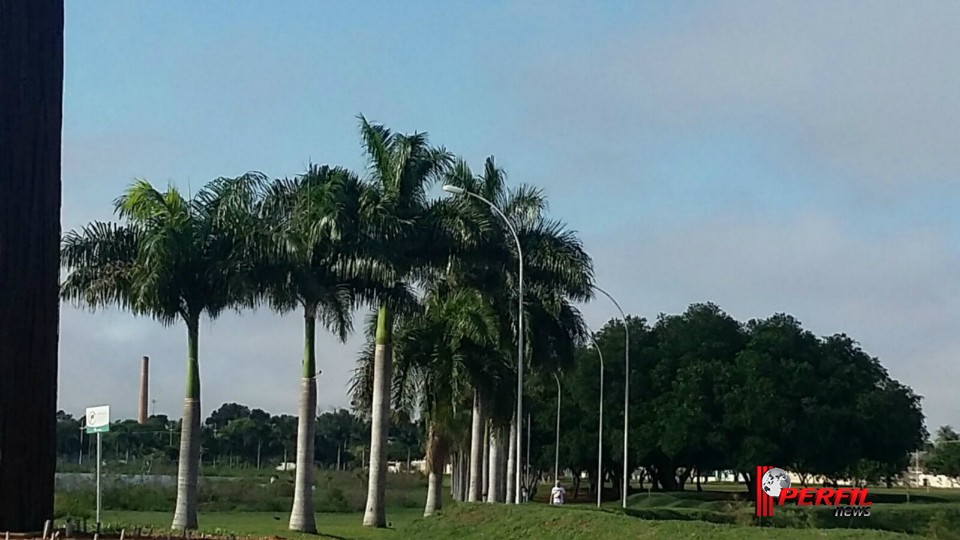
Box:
[78,417,85,466]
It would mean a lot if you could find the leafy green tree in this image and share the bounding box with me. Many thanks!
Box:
[649,303,744,491]
[519,306,925,498]
[315,409,369,469]
[61,174,261,529]
[927,426,960,480]
[720,314,822,493]
[854,378,926,485]
[206,403,251,431]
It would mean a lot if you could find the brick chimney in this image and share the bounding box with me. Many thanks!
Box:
[138,355,149,424]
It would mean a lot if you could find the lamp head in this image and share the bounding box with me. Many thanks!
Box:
[442,184,465,195]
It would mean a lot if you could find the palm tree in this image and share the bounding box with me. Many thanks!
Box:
[442,157,594,502]
[353,286,501,516]
[256,165,390,532]
[352,116,453,527]
[61,174,262,530]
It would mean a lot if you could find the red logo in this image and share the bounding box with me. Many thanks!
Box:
[755,465,872,517]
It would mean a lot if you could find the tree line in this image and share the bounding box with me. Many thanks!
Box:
[55,404,424,472]
[60,116,928,532]
[518,305,928,500]
[61,116,592,530]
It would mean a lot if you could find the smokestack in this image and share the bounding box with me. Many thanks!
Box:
[138,355,149,424]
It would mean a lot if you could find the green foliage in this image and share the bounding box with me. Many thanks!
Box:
[927,427,960,480]
[523,304,926,495]
[58,116,930,532]
[55,471,427,514]
[55,404,423,471]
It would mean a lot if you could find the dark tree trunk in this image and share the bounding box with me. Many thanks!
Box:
[654,465,678,491]
[678,468,691,491]
[741,471,756,500]
[0,0,64,531]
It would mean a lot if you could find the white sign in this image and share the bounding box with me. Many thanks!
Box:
[85,405,110,433]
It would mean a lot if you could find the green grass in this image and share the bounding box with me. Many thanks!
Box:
[614,489,960,538]
[60,479,960,539]
[97,510,424,539]
[94,505,931,540]
[403,504,926,539]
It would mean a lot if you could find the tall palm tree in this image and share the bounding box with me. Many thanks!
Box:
[60,174,262,530]
[442,157,594,502]
[351,116,453,527]
[352,286,501,516]
[256,165,392,532]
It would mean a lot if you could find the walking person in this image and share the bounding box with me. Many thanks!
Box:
[550,481,565,505]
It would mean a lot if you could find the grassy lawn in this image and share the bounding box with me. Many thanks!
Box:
[100,509,424,539]
[66,482,960,539]
[408,505,931,539]
[97,504,940,540]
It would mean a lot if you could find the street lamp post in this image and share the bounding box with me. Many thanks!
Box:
[526,413,531,495]
[442,184,525,504]
[553,373,561,484]
[589,333,605,508]
[593,285,630,508]
[79,416,86,466]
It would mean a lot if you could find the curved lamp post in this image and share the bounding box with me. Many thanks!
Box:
[593,285,630,508]
[553,372,561,484]
[589,333,605,508]
[442,184,525,504]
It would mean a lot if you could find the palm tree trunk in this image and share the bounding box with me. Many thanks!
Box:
[497,430,507,502]
[172,317,201,530]
[486,426,501,503]
[423,422,447,517]
[481,420,490,500]
[449,452,457,499]
[467,391,483,502]
[459,450,469,501]
[363,305,393,528]
[289,308,318,532]
[506,416,517,504]
[0,0,62,531]
[453,451,463,500]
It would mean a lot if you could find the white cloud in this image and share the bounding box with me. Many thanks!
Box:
[509,1,960,193]
[581,212,960,430]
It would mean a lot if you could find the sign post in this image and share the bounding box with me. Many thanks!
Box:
[85,405,110,525]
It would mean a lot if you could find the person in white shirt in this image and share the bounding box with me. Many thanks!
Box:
[550,481,566,505]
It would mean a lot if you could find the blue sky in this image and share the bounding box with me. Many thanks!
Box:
[61,1,960,432]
